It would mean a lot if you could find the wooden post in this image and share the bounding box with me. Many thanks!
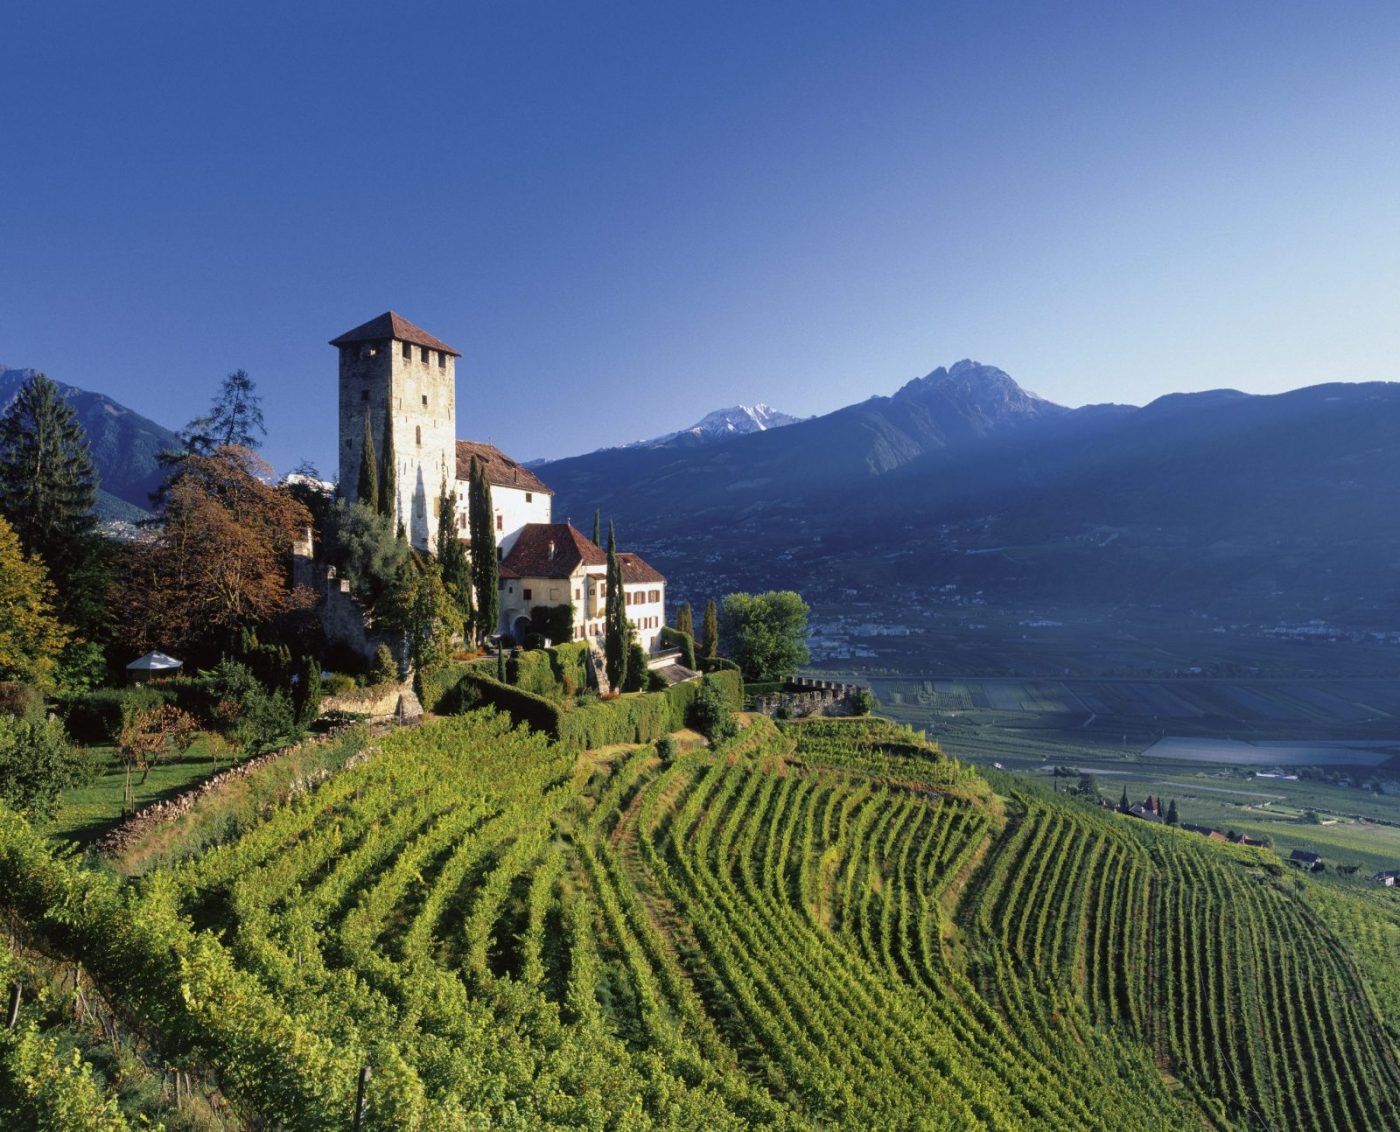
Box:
[353,1065,371,1130]
[6,982,20,1029]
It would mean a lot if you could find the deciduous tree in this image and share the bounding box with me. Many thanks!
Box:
[0,516,69,689]
[0,715,91,821]
[718,590,810,681]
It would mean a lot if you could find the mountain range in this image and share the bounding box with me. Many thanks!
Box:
[628,403,801,448]
[0,367,179,518]
[536,361,1400,626]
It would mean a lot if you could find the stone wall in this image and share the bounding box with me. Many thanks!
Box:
[752,677,870,719]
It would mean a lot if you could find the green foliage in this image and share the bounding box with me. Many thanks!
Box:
[378,413,396,521]
[293,655,323,726]
[357,410,379,512]
[435,477,472,634]
[0,373,107,638]
[323,500,409,609]
[718,590,811,681]
[604,522,626,688]
[0,515,70,690]
[530,603,575,646]
[183,368,267,453]
[675,601,693,640]
[701,597,718,659]
[468,458,499,643]
[368,644,398,685]
[850,686,876,715]
[699,655,740,674]
[688,674,738,744]
[0,716,93,821]
[324,672,357,697]
[658,624,697,669]
[0,681,43,721]
[623,641,647,693]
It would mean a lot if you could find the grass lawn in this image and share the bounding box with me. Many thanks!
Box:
[48,735,233,849]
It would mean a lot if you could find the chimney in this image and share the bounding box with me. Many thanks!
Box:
[548,539,556,559]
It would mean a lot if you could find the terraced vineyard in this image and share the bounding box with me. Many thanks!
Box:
[3,711,1397,1129]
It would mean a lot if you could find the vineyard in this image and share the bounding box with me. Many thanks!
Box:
[3,710,1398,1129]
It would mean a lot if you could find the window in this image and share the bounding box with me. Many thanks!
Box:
[458,514,466,530]
[437,351,446,369]
[523,588,532,600]
[421,394,428,407]
[402,342,411,358]
[549,587,560,601]
[650,589,660,602]
[525,492,532,502]
[415,426,422,446]
[574,589,580,600]
[421,346,429,363]
[496,515,503,530]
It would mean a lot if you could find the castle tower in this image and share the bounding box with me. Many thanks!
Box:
[331,312,460,551]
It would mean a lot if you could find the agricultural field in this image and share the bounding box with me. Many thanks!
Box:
[4,709,1398,1129]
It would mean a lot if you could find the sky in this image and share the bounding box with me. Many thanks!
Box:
[4,2,1400,475]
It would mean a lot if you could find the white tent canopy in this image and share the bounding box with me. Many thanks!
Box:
[126,651,183,673]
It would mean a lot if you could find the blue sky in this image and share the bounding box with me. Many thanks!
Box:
[4,2,1399,475]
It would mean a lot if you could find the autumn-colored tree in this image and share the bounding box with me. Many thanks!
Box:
[116,447,313,661]
[118,701,199,811]
[0,515,69,689]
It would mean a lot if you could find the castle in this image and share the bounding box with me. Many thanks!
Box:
[329,311,667,653]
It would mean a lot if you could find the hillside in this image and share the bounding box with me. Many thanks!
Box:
[536,367,1400,625]
[0,367,178,513]
[3,711,1395,1128]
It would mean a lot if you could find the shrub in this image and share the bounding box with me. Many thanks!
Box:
[623,643,647,693]
[0,682,43,722]
[699,656,740,674]
[529,603,575,646]
[850,687,876,715]
[61,686,170,744]
[324,673,358,697]
[0,716,95,820]
[688,675,739,746]
[368,644,398,685]
[656,735,677,762]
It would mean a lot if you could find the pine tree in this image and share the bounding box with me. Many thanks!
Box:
[207,369,266,450]
[592,509,601,546]
[0,373,106,637]
[357,411,379,512]
[436,477,472,638]
[604,522,627,688]
[379,415,397,522]
[701,598,719,659]
[470,461,499,642]
[1167,799,1179,825]
[676,601,693,638]
[1119,786,1130,812]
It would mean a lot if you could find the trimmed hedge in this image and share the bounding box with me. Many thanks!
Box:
[699,656,740,675]
[60,680,219,744]
[657,626,697,670]
[440,668,741,753]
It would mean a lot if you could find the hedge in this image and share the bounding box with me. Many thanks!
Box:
[60,679,219,744]
[698,656,740,675]
[657,626,697,670]
[440,668,741,753]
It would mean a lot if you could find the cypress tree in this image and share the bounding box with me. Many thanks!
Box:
[604,521,627,688]
[592,509,601,546]
[471,461,499,642]
[1167,799,1179,825]
[357,411,378,512]
[378,414,396,522]
[701,598,719,659]
[1119,786,1130,812]
[676,601,693,638]
[436,477,472,637]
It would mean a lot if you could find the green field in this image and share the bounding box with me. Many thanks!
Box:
[4,710,1398,1129]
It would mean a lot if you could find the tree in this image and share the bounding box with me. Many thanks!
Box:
[469,459,499,642]
[0,716,91,822]
[118,702,199,811]
[701,599,719,659]
[357,412,379,512]
[293,655,322,728]
[689,676,738,746]
[0,516,69,690]
[323,500,409,610]
[1166,799,1179,825]
[718,591,810,681]
[604,522,627,688]
[676,602,693,639]
[115,448,313,661]
[0,373,107,638]
[381,558,456,686]
[592,509,601,546]
[436,478,473,638]
[1119,786,1130,812]
[207,369,266,450]
[379,415,397,522]
[850,687,875,715]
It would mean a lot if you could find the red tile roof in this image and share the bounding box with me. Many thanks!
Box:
[329,311,461,357]
[456,439,552,494]
[617,552,666,585]
[499,523,604,579]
